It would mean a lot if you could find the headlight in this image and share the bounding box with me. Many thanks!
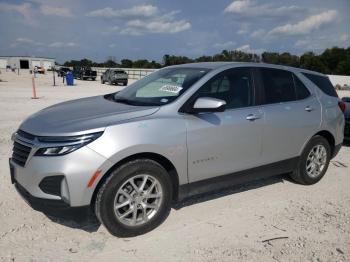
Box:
[35,132,103,156]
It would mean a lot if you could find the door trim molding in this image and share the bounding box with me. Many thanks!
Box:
[177,156,299,202]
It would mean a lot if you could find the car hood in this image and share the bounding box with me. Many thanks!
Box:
[19,95,159,136]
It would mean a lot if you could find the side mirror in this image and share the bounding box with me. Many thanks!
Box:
[191,97,226,113]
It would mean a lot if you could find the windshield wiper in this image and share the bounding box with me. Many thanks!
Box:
[113,95,161,106]
[114,96,134,105]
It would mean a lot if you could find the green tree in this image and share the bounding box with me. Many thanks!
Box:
[300,52,327,73]
[121,59,133,68]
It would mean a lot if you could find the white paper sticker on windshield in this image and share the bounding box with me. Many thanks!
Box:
[159,85,183,94]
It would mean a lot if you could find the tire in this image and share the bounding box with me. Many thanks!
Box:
[95,159,173,237]
[290,135,331,185]
[92,78,96,81]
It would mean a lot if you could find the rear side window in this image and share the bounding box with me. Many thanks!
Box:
[293,75,310,100]
[302,73,338,97]
[260,68,296,104]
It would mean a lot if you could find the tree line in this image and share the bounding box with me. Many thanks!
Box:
[63,46,350,75]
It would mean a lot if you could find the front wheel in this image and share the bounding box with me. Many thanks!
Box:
[95,159,173,237]
[290,135,331,185]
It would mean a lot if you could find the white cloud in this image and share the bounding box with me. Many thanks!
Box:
[295,33,350,50]
[339,34,350,42]
[225,0,252,13]
[224,0,252,13]
[0,2,34,24]
[40,5,72,17]
[109,43,116,48]
[269,10,338,36]
[10,37,43,47]
[224,0,305,19]
[86,5,158,18]
[213,41,236,49]
[97,6,191,35]
[236,44,265,54]
[121,19,190,35]
[250,29,265,38]
[49,42,78,48]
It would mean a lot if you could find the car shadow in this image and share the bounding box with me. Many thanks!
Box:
[32,174,290,232]
[342,140,350,147]
[36,205,100,233]
[173,174,287,210]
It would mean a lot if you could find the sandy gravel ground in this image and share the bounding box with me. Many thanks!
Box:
[0,70,349,262]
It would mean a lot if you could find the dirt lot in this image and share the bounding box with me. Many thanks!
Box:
[0,70,349,262]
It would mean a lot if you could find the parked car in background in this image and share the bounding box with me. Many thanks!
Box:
[101,69,128,86]
[73,66,97,81]
[57,67,72,77]
[342,97,350,141]
[10,62,345,237]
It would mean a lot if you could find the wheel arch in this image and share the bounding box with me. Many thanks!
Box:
[314,130,335,155]
[91,152,180,207]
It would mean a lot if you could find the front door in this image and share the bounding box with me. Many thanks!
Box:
[185,67,264,183]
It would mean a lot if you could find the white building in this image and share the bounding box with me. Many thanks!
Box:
[0,56,55,70]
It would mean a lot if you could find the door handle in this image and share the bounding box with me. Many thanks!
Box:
[246,114,261,121]
[305,106,314,112]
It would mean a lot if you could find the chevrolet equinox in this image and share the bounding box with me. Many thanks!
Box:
[10,62,345,237]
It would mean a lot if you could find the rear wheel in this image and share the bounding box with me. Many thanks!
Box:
[290,135,331,185]
[95,159,172,237]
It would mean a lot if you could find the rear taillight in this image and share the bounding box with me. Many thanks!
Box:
[338,101,346,113]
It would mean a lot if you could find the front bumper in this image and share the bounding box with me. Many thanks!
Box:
[112,78,128,84]
[14,181,70,209]
[10,145,112,207]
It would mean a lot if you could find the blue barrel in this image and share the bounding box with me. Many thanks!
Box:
[66,72,74,86]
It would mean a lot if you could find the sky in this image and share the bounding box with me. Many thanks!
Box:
[0,0,349,63]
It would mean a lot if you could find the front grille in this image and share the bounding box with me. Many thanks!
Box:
[12,141,32,167]
[39,176,64,196]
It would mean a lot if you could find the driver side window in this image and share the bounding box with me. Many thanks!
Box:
[197,68,254,110]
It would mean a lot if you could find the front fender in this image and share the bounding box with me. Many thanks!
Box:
[86,117,188,199]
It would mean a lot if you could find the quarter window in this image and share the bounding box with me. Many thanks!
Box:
[302,73,338,97]
[197,68,254,109]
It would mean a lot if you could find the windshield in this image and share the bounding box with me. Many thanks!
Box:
[113,67,210,106]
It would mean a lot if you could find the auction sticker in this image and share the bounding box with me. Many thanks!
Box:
[159,85,183,94]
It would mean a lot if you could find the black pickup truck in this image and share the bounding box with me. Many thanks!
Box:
[73,66,97,81]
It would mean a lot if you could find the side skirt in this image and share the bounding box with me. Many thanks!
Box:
[177,157,299,202]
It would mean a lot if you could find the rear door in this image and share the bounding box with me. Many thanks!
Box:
[256,68,321,164]
[185,67,264,183]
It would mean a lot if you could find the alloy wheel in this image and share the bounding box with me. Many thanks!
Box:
[306,144,327,178]
[113,174,163,226]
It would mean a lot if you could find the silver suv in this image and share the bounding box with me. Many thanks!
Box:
[10,62,345,237]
